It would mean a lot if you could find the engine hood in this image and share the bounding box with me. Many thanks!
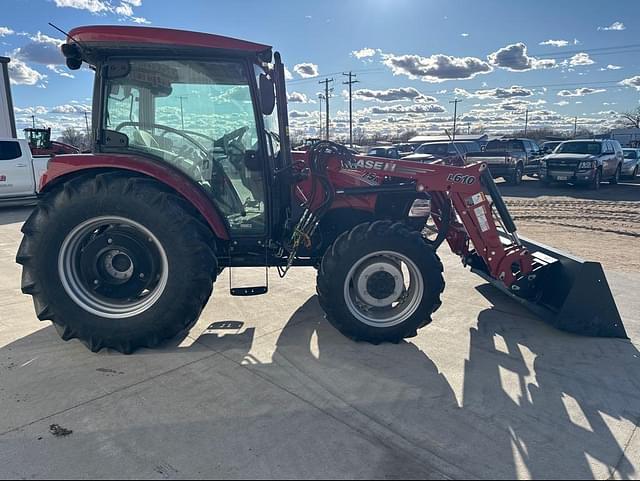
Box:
[546,153,596,161]
[403,153,439,163]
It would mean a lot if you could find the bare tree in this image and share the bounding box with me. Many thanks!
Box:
[619,106,640,129]
[58,127,91,151]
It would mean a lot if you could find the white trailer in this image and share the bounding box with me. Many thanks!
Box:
[0,57,17,139]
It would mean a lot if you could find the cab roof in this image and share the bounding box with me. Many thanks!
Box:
[68,25,272,59]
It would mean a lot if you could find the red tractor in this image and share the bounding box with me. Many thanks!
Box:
[16,26,626,354]
[25,127,80,156]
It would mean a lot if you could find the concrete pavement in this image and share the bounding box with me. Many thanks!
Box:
[0,206,638,479]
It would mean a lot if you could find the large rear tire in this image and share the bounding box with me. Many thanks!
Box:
[317,221,444,344]
[16,173,217,354]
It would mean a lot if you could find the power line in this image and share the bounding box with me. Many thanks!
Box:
[343,71,359,147]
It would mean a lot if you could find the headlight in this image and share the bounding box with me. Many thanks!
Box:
[578,161,594,169]
[409,198,431,218]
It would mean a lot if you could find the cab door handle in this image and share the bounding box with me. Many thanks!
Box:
[15,163,27,167]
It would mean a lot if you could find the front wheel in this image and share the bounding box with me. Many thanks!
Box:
[589,169,602,190]
[507,163,524,185]
[317,221,444,344]
[610,165,621,185]
[17,173,217,354]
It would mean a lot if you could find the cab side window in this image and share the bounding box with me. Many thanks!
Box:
[0,141,22,161]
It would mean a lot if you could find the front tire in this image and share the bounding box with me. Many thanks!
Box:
[610,165,621,185]
[17,173,217,354]
[317,221,444,344]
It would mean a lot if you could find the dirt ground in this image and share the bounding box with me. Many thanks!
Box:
[498,176,640,273]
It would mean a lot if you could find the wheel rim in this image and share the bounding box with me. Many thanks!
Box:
[343,251,424,328]
[58,216,169,319]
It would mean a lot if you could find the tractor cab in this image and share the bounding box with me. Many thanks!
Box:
[63,26,293,242]
[25,127,52,150]
[25,127,80,156]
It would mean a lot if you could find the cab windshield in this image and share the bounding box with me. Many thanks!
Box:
[556,142,602,155]
[103,58,266,235]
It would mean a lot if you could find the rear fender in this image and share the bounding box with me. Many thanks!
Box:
[40,153,230,240]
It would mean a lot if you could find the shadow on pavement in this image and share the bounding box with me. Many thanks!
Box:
[2,292,639,479]
[195,295,640,479]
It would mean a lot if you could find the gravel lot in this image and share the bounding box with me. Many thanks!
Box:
[500,177,640,272]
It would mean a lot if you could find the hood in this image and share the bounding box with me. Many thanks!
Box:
[547,153,596,161]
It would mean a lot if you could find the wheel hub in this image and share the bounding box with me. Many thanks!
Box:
[103,250,134,281]
[355,260,405,308]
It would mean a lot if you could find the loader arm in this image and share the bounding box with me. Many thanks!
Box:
[333,156,627,339]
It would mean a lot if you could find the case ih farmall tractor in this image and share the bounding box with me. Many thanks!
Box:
[17,26,626,354]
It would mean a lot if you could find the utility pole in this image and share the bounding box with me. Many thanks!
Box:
[449,98,462,142]
[84,111,90,136]
[319,78,333,141]
[31,115,35,129]
[573,116,578,139]
[318,93,325,138]
[524,108,529,136]
[178,96,187,130]
[342,72,359,147]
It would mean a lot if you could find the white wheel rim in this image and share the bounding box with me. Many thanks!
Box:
[58,216,169,319]
[343,250,424,328]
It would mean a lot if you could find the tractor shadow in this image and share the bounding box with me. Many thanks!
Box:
[2,290,639,479]
[195,293,640,479]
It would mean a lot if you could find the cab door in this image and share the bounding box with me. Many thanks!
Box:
[0,140,34,198]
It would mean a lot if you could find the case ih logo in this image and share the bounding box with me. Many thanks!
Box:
[0,175,6,182]
[341,158,397,173]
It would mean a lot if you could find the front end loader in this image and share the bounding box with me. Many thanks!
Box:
[16,25,626,354]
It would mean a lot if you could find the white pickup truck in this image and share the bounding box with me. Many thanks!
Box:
[0,138,48,206]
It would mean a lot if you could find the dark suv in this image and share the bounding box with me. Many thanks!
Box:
[541,139,624,189]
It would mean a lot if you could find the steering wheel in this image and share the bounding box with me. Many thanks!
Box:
[115,121,210,157]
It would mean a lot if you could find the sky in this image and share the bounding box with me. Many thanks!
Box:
[2,0,640,139]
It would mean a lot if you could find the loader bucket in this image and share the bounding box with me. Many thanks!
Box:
[472,235,628,339]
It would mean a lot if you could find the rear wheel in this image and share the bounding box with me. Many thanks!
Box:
[17,173,217,354]
[317,221,444,344]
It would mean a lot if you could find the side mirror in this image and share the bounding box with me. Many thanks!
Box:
[259,74,276,116]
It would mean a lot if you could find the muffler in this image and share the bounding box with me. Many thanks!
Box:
[473,236,627,339]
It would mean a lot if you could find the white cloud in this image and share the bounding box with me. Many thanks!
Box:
[287,92,312,103]
[51,103,92,114]
[600,64,622,71]
[620,76,640,91]
[369,103,446,115]
[13,32,65,65]
[351,48,376,60]
[598,21,625,31]
[0,27,14,37]
[568,53,595,67]
[353,87,436,103]
[557,88,606,97]
[539,39,569,48]
[455,85,533,99]
[488,43,556,71]
[47,64,74,78]
[6,58,47,86]
[382,52,492,82]
[54,0,110,13]
[284,67,293,80]
[555,101,570,106]
[54,0,149,23]
[293,63,319,78]
[461,33,470,38]
[14,105,48,115]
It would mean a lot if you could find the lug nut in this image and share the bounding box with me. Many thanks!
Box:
[107,238,113,244]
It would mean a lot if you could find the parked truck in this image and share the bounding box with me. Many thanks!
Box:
[0,138,48,205]
[466,138,542,185]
